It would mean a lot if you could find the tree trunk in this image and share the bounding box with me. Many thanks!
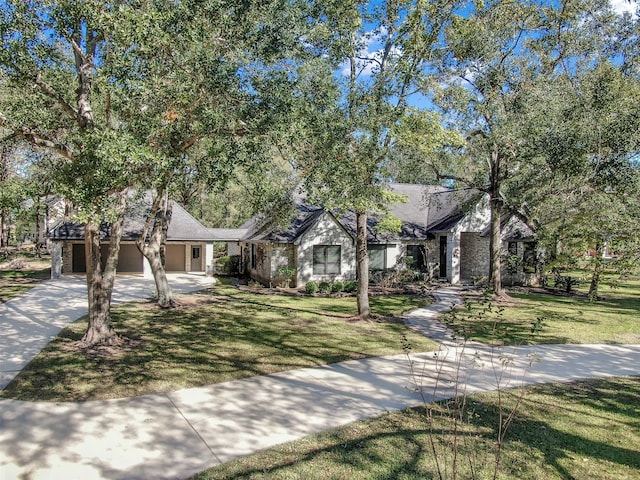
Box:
[488,145,505,297]
[34,202,42,257]
[355,211,370,319]
[0,211,6,248]
[588,240,603,301]
[489,194,504,296]
[82,192,127,346]
[136,189,176,308]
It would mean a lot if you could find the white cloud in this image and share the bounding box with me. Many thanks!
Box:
[340,27,402,78]
[610,0,637,16]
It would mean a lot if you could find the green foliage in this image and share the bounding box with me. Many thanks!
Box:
[318,281,332,294]
[331,280,344,293]
[276,266,296,278]
[275,265,296,287]
[305,281,319,294]
[344,280,357,293]
[374,213,403,235]
[214,256,240,276]
[503,253,522,275]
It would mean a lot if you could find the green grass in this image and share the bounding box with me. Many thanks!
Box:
[0,283,436,402]
[441,277,640,345]
[0,253,51,302]
[191,376,640,480]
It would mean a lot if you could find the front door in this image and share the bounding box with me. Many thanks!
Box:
[190,246,203,272]
[439,236,447,278]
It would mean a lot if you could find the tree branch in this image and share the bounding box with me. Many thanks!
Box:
[425,161,483,191]
[0,112,75,161]
[466,129,489,141]
[34,72,81,123]
[138,190,164,252]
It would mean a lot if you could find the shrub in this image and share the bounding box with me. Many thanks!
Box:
[344,280,357,293]
[213,255,240,275]
[275,266,296,288]
[305,281,319,294]
[318,281,332,293]
[331,281,344,293]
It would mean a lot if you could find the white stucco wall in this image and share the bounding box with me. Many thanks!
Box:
[297,213,355,284]
[205,243,214,276]
[385,243,402,269]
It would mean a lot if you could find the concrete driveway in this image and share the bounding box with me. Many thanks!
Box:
[0,273,215,390]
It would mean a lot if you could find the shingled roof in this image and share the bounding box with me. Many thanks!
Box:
[240,184,483,244]
[243,204,328,243]
[49,192,217,242]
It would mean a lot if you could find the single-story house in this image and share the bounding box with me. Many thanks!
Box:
[238,183,537,287]
[48,193,217,277]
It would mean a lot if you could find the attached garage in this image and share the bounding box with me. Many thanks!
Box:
[49,192,216,277]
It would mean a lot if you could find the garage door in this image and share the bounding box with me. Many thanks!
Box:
[165,244,186,272]
[72,243,86,273]
[72,244,111,273]
[117,244,143,273]
[72,243,143,273]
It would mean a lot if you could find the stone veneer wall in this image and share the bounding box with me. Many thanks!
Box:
[459,232,490,282]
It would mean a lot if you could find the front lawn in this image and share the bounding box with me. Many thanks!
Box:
[192,376,640,480]
[0,282,437,401]
[0,252,51,302]
[441,277,640,345]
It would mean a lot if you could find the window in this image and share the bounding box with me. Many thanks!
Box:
[508,242,518,255]
[251,244,257,269]
[313,245,341,275]
[192,247,201,259]
[369,245,386,271]
[522,242,537,273]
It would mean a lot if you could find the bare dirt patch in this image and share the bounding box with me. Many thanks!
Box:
[60,335,145,359]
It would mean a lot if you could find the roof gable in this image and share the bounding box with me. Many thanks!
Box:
[244,204,327,243]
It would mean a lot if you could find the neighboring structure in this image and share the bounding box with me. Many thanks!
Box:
[48,194,217,278]
[238,184,537,287]
[17,195,68,247]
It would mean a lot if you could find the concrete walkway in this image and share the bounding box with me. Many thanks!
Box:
[1,284,639,480]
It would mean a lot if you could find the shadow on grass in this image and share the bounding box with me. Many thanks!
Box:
[445,283,640,345]
[1,291,434,401]
[516,288,640,320]
[465,377,640,479]
[0,268,52,302]
[211,287,430,320]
